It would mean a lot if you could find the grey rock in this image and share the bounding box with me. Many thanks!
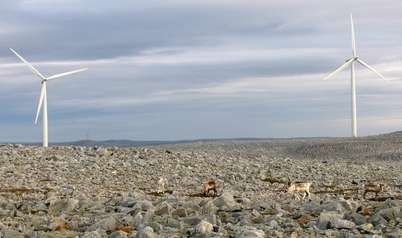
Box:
[121,215,135,227]
[154,202,172,216]
[120,197,137,208]
[88,216,119,231]
[36,231,79,238]
[358,223,374,234]
[235,226,265,238]
[213,192,238,210]
[206,214,219,225]
[143,209,155,224]
[82,231,105,238]
[166,217,182,229]
[1,229,24,238]
[348,213,367,225]
[332,219,355,229]
[96,147,108,156]
[338,199,360,212]
[369,214,388,228]
[268,219,279,229]
[385,229,402,238]
[0,208,14,217]
[109,231,128,238]
[201,200,218,215]
[31,215,49,231]
[318,212,343,230]
[172,207,187,218]
[31,202,48,213]
[183,216,202,226]
[48,198,79,216]
[134,212,144,227]
[134,201,154,211]
[377,207,401,221]
[149,222,163,233]
[183,201,200,213]
[135,226,158,238]
[317,199,359,214]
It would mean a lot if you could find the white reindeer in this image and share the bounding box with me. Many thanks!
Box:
[157,177,168,194]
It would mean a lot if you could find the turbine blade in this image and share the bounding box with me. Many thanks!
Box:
[34,83,46,124]
[323,58,354,80]
[46,68,88,80]
[356,58,386,80]
[351,14,357,57]
[9,48,45,80]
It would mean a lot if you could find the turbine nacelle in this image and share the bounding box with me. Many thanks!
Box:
[346,56,359,62]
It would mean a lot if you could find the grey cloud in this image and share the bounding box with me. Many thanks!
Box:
[1,0,402,142]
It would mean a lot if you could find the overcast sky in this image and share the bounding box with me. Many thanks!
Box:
[1,0,402,142]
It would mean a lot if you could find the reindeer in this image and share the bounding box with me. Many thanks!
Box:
[287,182,312,200]
[157,177,168,194]
[202,180,218,197]
[363,183,384,199]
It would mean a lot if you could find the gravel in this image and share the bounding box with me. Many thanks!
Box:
[0,136,401,237]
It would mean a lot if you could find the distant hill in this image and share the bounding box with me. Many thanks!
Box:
[7,139,186,148]
[376,131,402,138]
[55,139,172,147]
[9,130,402,148]
[52,138,267,147]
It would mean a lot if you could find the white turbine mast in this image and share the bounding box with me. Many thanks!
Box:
[10,48,88,147]
[323,14,385,138]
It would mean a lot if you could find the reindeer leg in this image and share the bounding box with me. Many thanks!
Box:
[301,192,306,200]
[295,193,300,201]
[207,188,212,197]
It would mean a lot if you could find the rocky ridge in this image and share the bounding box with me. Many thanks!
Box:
[0,140,400,237]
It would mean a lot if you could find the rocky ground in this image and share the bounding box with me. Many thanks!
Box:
[0,135,401,237]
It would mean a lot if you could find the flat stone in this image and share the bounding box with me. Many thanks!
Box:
[1,229,24,238]
[318,212,343,230]
[358,223,374,234]
[182,216,202,226]
[235,226,265,238]
[135,226,158,238]
[109,231,128,238]
[82,231,105,238]
[88,216,119,231]
[332,219,355,229]
[172,208,187,218]
[120,197,137,208]
[154,202,172,216]
[48,198,79,216]
[213,192,238,210]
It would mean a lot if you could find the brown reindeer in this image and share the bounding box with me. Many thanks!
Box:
[287,182,312,200]
[202,180,217,197]
[363,183,384,199]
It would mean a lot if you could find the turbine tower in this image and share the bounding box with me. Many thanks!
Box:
[10,48,88,147]
[323,14,385,138]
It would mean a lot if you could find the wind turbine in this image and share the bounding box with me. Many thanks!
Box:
[323,14,385,138]
[10,48,88,147]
